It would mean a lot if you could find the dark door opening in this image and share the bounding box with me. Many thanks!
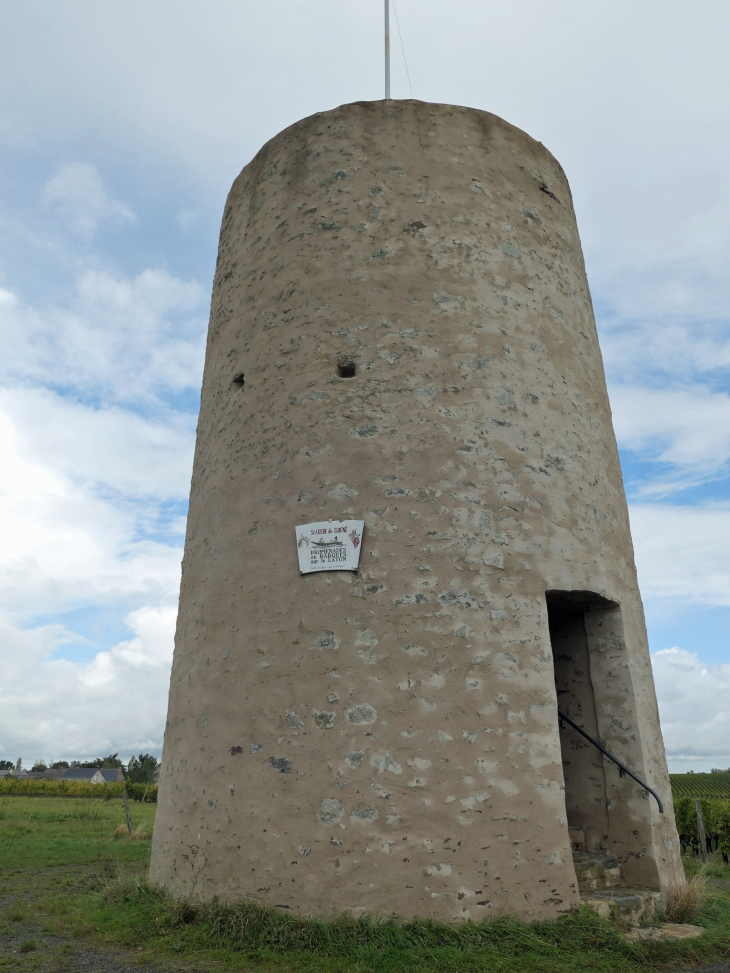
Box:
[547,590,618,854]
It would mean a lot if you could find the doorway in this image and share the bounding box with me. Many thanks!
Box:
[547,590,617,854]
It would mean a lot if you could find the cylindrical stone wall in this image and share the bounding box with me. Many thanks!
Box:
[150,100,683,921]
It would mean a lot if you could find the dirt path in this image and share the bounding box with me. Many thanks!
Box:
[681,967,730,973]
[709,880,730,891]
[0,920,168,973]
[0,861,181,973]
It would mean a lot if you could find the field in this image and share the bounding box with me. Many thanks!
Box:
[3,797,730,972]
[671,774,730,799]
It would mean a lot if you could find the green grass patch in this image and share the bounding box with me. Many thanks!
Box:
[685,855,730,880]
[91,883,640,965]
[0,796,154,870]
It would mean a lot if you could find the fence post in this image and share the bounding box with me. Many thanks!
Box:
[696,798,709,862]
[122,786,133,836]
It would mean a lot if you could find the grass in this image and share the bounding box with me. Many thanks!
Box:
[685,855,730,881]
[0,795,154,870]
[3,796,730,972]
[665,866,709,924]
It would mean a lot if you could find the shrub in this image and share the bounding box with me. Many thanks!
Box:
[0,778,157,802]
[114,823,153,840]
[666,868,708,924]
[126,782,158,803]
[0,778,122,799]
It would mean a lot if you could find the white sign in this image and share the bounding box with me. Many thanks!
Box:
[295,520,364,574]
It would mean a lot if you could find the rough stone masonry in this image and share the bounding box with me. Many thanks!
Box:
[149,99,684,921]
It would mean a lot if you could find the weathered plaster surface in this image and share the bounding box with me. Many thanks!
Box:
[149,100,683,920]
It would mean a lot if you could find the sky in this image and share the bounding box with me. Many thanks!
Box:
[0,0,729,772]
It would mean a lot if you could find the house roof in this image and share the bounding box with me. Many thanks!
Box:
[60,768,100,781]
[58,767,124,783]
[99,768,123,782]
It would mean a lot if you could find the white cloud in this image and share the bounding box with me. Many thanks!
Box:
[632,503,730,771]
[0,267,205,406]
[0,388,195,500]
[0,239,198,762]
[0,380,182,764]
[612,386,730,489]
[602,319,730,390]
[0,399,180,763]
[43,162,136,235]
[0,402,182,619]
[652,648,730,770]
[0,612,71,685]
[587,175,730,328]
[0,602,175,762]
[630,502,730,607]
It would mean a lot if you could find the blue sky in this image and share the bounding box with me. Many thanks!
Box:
[0,0,729,771]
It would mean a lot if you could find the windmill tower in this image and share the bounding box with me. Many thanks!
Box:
[149,98,683,921]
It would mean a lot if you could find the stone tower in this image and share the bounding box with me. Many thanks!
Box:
[150,100,683,921]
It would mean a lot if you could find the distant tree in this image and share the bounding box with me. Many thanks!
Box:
[15,758,22,771]
[0,760,13,770]
[100,753,123,769]
[51,761,69,769]
[127,753,160,784]
[30,762,48,772]
[71,755,122,769]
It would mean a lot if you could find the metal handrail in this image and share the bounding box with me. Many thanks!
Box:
[557,709,664,814]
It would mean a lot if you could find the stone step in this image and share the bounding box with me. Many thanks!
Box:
[582,887,663,926]
[573,851,622,891]
[626,923,704,942]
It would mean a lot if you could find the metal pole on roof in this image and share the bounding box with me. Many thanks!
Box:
[384,0,391,99]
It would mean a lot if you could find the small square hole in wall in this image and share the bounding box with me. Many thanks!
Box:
[336,358,356,379]
[232,372,245,387]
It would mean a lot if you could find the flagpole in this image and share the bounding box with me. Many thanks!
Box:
[384,0,391,99]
